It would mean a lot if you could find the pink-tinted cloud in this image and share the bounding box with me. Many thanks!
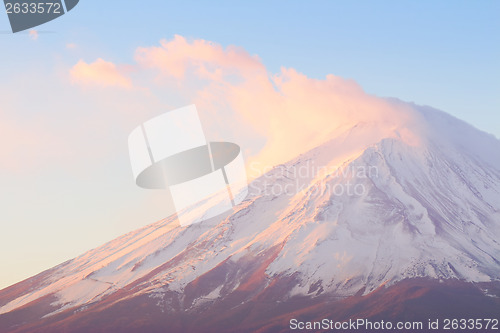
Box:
[70,58,133,89]
[134,36,420,172]
[135,35,264,80]
[29,29,38,40]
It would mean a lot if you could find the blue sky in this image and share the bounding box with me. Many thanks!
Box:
[3,1,498,135]
[0,1,498,289]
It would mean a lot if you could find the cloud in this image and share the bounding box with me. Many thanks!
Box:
[70,58,133,89]
[135,34,264,80]
[29,29,38,40]
[5,36,417,177]
[66,43,77,49]
[133,36,419,172]
[0,60,161,174]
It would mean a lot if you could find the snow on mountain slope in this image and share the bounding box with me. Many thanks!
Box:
[1,103,499,321]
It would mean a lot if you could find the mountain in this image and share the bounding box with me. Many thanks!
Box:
[1,102,500,333]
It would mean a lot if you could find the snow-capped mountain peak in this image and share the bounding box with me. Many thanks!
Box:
[1,104,499,332]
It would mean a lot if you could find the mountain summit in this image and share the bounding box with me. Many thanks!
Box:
[1,103,500,333]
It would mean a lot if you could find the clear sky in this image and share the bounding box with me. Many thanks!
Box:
[0,1,498,289]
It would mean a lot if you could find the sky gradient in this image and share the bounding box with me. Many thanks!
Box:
[0,1,499,289]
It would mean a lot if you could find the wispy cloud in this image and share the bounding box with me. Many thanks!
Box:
[2,35,419,176]
[135,35,263,80]
[29,29,38,40]
[70,58,133,89]
[133,36,419,171]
